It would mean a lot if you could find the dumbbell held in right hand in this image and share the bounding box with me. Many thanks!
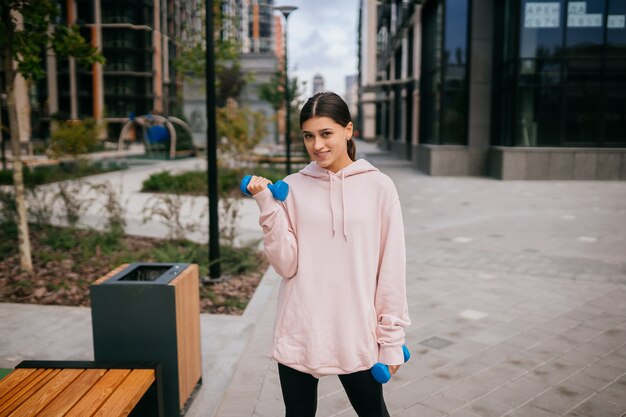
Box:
[240,175,289,201]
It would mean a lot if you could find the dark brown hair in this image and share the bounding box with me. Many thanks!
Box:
[300,92,356,161]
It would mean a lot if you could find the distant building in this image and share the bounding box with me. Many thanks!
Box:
[344,74,359,121]
[358,0,626,180]
[185,0,279,146]
[313,74,325,95]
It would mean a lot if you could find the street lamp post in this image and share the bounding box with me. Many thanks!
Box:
[275,5,297,176]
[206,0,221,279]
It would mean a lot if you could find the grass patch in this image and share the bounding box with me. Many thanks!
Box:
[141,166,287,196]
[0,369,12,380]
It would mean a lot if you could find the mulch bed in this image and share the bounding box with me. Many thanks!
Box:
[0,230,268,315]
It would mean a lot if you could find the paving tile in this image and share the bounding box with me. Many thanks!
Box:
[394,403,446,417]
[530,382,594,415]
[461,394,511,417]
[385,380,433,409]
[563,371,611,392]
[507,404,560,417]
[419,392,468,415]
[503,329,553,349]
[558,325,602,343]
[252,398,284,417]
[569,395,626,417]
[444,374,509,402]
[581,362,625,383]
[315,390,352,417]
[527,359,584,385]
[593,381,626,407]
[503,375,553,398]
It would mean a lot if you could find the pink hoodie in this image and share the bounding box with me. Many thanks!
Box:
[253,159,411,378]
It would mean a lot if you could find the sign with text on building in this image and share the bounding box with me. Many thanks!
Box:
[608,15,625,29]
[568,13,602,27]
[567,2,601,28]
[524,3,560,28]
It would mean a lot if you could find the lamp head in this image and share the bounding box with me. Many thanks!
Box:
[275,5,298,18]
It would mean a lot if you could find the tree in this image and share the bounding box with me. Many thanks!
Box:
[259,70,306,150]
[0,0,104,274]
[258,69,284,143]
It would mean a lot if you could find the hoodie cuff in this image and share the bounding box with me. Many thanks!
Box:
[252,187,276,211]
[378,344,405,366]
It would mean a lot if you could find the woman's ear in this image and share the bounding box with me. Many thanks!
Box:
[345,122,353,140]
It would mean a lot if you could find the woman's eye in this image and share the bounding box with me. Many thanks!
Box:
[322,132,331,138]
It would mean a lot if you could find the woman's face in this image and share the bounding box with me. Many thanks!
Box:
[302,116,353,173]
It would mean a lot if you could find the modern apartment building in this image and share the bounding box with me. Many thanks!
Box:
[19,0,199,140]
[359,0,626,180]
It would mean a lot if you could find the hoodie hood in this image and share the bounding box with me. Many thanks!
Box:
[298,158,379,179]
[298,159,379,240]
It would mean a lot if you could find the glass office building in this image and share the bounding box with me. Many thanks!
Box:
[359,0,626,179]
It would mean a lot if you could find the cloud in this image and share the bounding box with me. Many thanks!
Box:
[277,0,359,98]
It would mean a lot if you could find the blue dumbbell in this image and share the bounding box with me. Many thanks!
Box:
[371,345,411,384]
[240,175,289,201]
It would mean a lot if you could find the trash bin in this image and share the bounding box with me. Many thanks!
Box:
[90,263,202,417]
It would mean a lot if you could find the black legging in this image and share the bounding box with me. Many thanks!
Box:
[278,363,390,417]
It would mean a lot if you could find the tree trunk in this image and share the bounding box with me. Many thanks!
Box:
[3,49,34,275]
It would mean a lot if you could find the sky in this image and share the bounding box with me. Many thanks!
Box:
[276,0,360,99]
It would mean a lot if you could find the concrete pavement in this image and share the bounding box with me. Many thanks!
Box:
[1,141,625,416]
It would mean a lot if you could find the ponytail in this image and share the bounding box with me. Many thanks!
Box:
[347,138,356,161]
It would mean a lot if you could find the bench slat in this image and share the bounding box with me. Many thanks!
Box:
[92,369,155,417]
[63,369,130,417]
[0,369,59,417]
[0,369,38,403]
[36,369,106,417]
[7,369,83,417]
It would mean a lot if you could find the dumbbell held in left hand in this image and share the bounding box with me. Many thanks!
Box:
[371,345,411,384]
[240,175,289,201]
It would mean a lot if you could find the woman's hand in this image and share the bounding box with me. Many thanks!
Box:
[388,365,400,376]
[247,175,273,196]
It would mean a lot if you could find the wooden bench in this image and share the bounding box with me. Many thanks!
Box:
[0,361,164,417]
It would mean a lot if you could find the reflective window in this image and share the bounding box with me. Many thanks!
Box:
[565,0,605,57]
[420,0,468,145]
[520,0,564,58]
[607,0,626,57]
[495,0,626,147]
[564,88,600,144]
[444,0,468,66]
[605,88,626,144]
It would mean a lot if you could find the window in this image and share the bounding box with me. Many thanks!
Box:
[420,0,468,145]
[494,0,626,147]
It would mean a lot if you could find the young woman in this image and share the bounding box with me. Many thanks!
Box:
[247,92,410,417]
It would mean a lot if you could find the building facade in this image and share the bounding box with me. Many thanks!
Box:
[313,74,325,94]
[0,0,199,143]
[359,0,626,180]
[35,0,197,140]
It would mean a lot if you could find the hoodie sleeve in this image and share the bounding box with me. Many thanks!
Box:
[252,188,298,279]
[375,197,411,365]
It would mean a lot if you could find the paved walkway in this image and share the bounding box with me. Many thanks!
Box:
[1,141,625,417]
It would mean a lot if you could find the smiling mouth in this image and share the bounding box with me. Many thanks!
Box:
[315,151,330,159]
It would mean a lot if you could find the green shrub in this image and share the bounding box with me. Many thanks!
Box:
[0,162,126,188]
[141,166,286,196]
[49,118,100,158]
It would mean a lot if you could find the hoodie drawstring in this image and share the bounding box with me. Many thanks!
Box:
[329,172,336,237]
[342,170,347,240]
[328,170,348,241]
